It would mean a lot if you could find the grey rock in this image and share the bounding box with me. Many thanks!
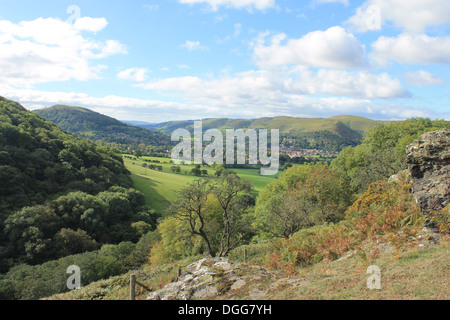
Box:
[405,129,450,225]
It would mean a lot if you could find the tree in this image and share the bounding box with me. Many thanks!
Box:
[253,164,351,239]
[211,173,252,256]
[260,189,313,239]
[171,165,181,173]
[331,118,450,193]
[54,228,98,258]
[168,174,253,258]
[190,164,202,176]
[169,179,216,256]
[133,149,143,158]
[214,164,226,176]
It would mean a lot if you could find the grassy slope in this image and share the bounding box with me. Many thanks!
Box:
[328,115,379,136]
[126,161,199,216]
[45,241,449,300]
[226,243,449,300]
[146,116,367,140]
[35,105,170,146]
[124,157,278,216]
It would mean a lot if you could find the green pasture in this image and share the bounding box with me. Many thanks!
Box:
[123,156,278,216]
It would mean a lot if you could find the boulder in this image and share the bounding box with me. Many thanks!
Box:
[405,129,450,222]
[146,257,286,300]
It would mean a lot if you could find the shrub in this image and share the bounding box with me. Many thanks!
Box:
[264,180,425,271]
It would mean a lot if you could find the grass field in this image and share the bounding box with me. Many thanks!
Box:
[123,156,278,216]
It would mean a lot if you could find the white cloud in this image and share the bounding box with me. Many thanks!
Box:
[1,85,212,122]
[403,70,444,86]
[117,68,149,82]
[178,0,275,11]
[371,33,450,66]
[74,17,108,32]
[1,80,441,122]
[181,40,208,51]
[137,67,409,105]
[0,17,126,87]
[346,0,450,33]
[253,26,368,69]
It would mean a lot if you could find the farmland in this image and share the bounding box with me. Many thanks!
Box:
[123,156,279,216]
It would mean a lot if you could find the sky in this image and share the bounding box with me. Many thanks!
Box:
[0,0,449,123]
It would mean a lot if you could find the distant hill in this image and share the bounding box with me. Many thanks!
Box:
[328,115,380,136]
[140,116,380,152]
[35,105,380,152]
[35,105,172,153]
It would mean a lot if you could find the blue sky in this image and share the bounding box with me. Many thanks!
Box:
[0,0,449,122]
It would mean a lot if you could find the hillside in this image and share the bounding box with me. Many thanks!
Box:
[0,98,132,216]
[0,96,158,275]
[142,116,378,152]
[35,105,172,153]
[44,225,449,301]
[43,127,450,301]
[35,107,379,152]
[43,173,450,301]
[328,115,380,136]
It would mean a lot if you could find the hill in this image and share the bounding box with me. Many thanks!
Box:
[35,106,380,152]
[0,98,132,215]
[35,105,172,154]
[328,115,380,135]
[0,96,158,274]
[141,116,379,152]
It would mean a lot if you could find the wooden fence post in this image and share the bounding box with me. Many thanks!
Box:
[244,248,248,263]
[130,274,136,300]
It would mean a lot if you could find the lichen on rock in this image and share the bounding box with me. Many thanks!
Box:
[405,129,450,224]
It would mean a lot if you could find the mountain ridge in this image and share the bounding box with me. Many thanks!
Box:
[35,105,380,152]
[34,105,172,153]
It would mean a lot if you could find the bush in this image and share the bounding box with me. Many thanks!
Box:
[263,180,425,272]
[253,164,352,239]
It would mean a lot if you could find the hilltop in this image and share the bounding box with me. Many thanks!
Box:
[35,105,172,154]
[141,115,379,152]
[35,106,379,152]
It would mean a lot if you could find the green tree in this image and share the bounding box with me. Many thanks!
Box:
[169,179,216,256]
[168,174,253,258]
[253,164,351,239]
[331,118,450,193]
[211,173,252,256]
[54,228,98,258]
[190,164,202,176]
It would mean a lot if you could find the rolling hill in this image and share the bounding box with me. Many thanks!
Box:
[141,115,379,152]
[35,105,172,153]
[36,105,380,152]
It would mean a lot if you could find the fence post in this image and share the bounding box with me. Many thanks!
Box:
[244,248,248,263]
[130,274,136,300]
[177,268,182,280]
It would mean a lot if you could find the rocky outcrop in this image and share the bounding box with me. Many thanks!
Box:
[405,129,450,221]
[146,258,307,300]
